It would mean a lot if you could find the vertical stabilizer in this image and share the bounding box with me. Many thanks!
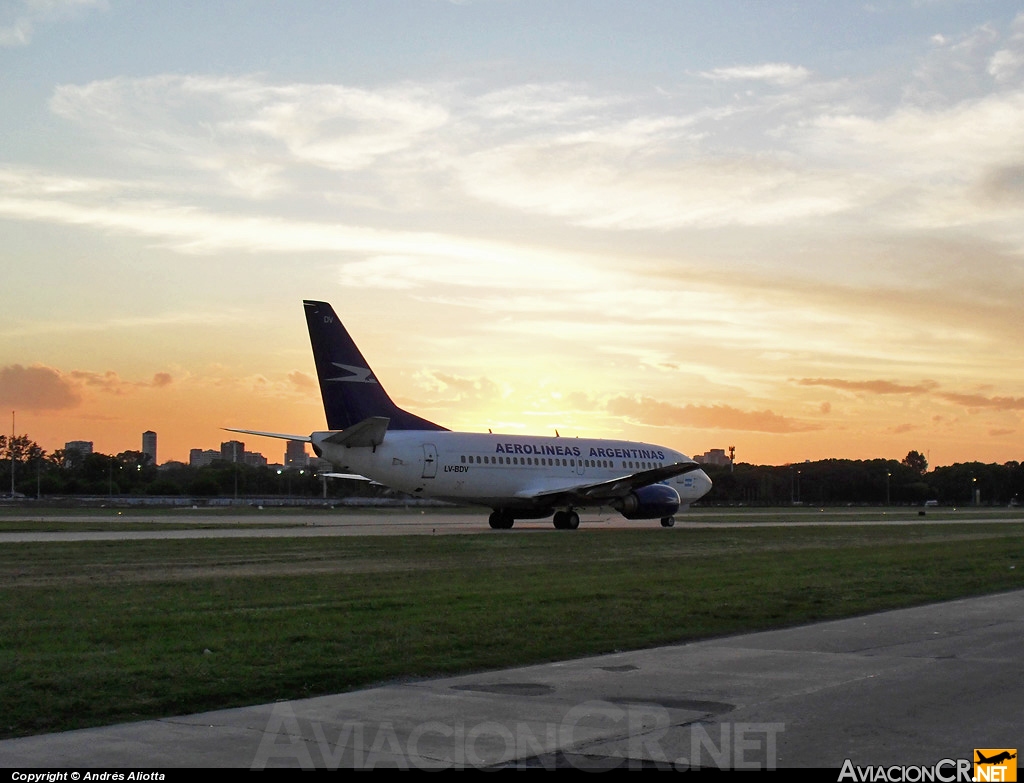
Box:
[303,300,448,431]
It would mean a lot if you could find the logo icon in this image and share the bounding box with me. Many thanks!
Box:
[974,749,1017,782]
[326,363,377,384]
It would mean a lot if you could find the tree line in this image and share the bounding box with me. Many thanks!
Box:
[700,451,1023,507]
[0,434,377,500]
[1,436,1021,506]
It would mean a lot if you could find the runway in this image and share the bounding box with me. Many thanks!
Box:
[2,506,1021,542]
[1,588,1020,769]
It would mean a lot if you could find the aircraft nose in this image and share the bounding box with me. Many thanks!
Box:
[696,468,713,498]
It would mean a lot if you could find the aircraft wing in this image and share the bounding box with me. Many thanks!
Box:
[514,461,705,506]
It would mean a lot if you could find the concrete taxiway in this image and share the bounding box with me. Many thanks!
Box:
[1,589,1020,769]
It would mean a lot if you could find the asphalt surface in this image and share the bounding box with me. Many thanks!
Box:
[2,588,1020,770]
[2,507,1022,542]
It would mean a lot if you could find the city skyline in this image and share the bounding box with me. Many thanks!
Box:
[2,1,1023,467]
[51,430,307,469]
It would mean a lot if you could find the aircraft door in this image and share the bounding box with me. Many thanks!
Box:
[422,444,438,479]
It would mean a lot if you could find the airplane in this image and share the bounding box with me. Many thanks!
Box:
[227,300,712,529]
[976,751,1016,765]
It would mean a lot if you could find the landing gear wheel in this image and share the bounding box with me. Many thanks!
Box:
[660,516,675,528]
[489,511,514,529]
[553,510,580,530]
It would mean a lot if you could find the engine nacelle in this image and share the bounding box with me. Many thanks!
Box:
[612,483,681,520]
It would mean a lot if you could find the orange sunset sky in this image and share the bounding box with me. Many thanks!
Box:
[2,1,1023,468]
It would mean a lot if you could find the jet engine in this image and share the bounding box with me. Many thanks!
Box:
[612,483,681,520]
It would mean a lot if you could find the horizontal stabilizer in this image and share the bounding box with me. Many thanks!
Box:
[321,416,390,448]
[223,427,310,442]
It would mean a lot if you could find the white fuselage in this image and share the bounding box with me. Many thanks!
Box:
[314,430,713,510]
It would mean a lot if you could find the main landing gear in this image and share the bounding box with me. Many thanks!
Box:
[660,516,676,527]
[489,510,580,530]
[488,510,514,529]
[552,510,580,530]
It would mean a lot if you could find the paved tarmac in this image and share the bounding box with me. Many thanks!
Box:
[2,589,1020,770]
[3,507,1022,542]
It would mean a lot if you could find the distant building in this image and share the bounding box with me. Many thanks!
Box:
[142,431,157,465]
[694,449,731,467]
[190,445,268,468]
[189,448,220,468]
[63,441,94,469]
[285,439,309,468]
[221,440,245,463]
[65,440,94,456]
[243,451,267,468]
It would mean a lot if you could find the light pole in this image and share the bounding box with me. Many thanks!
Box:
[886,471,891,506]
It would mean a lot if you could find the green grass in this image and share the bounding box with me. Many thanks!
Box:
[0,522,1022,738]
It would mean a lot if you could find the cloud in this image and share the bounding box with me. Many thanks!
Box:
[0,0,105,47]
[288,371,316,391]
[48,75,449,195]
[420,372,502,403]
[0,364,81,410]
[0,367,175,401]
[988,48,1024,82]
[797,378,1024,415]
[796,378,939,395]
[700,63,811,86]
[69,370,133,395]
[13,45,1023,247]
[936,392,1024,411]
[976,164,1024,204]
[607,396,822,434]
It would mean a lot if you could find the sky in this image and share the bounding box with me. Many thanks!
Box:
[1,0,1023,468]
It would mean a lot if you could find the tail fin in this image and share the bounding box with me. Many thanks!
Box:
[303,300,448,432]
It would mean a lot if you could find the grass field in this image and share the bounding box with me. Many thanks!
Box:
[0,511,1022,739]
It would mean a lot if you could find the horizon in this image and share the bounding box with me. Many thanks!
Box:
[5,418,996,472]
[2,2,1023,468]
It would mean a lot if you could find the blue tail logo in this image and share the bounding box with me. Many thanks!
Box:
[325,363,377,384]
